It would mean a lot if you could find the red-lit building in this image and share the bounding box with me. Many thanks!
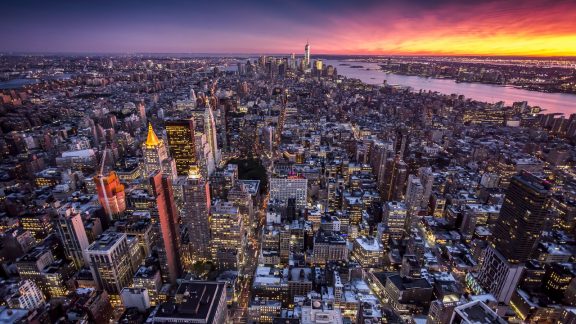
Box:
[93,171,126,220]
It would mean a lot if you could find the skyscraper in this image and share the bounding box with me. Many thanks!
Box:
[181,166,212,262]
[304,41,310,68]
[491,171,551,264]
[55,205,90,269]
[210,201,244,270]
[86,232,133,305]
[149,171,182,284]
[165,118,196,176]
[477,171,550,303]
[93,170,126,220]
[382,201,408,240]
[142,123,175,178]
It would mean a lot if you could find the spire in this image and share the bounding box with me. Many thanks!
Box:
[145,123,160,147]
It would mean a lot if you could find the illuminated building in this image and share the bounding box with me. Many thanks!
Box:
[34,168,60,188]
[405,174,424,217]
[210,201,244,270]
[451,300,505,324]
[304,41,310,68]
[41,260,75,298]
[142,123,175,178]
[55,205,90,269]
[191,106,220,171]
[228,182,254,230]
[93,171,126,220]
[491,172,550,264]
[477,172,551,303]
[181,166,212,262]
[133,265,162,306]
[165,118,196,176]
[384,274,433,315]
[150,280,227,323]
[352,236,384,268]
[248,298,281,323]
[301,299,343,324]
[7,280,45,310]
[86,232,133,305]
[542,262,575,302]
[288,267,313,301]
[312,231,347,265]
[382,201,407,240]
[149,171,182,284]
[19,212,52,242]
[270,175,308,210]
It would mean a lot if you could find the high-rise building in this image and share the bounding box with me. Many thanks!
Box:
[269,175,308,210]
[55,205,90,268]
[405,174,424,216]
[86,232,133,305]
[382,201,408,240]
[93,170,126,220]
[478,172,550,303]
[304,41,310,68]
[181,166,212,262]
[228,182,254,232]
[210,201,244,270]
[491,171,551,264]
[418,167,434,208]
[191,106,220,173]
[149,171,182,284]
[142,123,175,178]
[165,119,196,176]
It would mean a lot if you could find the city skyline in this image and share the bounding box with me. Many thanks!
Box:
[1,0,576,56]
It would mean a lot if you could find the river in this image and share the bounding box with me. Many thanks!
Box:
[323,59,576,116]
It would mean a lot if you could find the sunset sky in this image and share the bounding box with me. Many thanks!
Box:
[1,0,575,56]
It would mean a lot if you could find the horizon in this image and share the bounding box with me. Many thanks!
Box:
[2,51,576,59]
[1,0,575,56]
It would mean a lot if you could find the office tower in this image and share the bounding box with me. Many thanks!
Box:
[210,201,244,270]
[86,232,133,305]
[93,170,126,220]
[194,132,215,177]
[269,175,308,209]
[405,174,424,215]
[382,201,408,240]
[418,167,434,208]
[165,118,196,176]
[304,41,310,68]
[314,59,323,76]
[381,156,408,202]
[150,281,227,323]
[491,172,550,263]
[55,205,90,268]
[149,171,182,284]
[181,166,212,262]
[142,123,175,178]
[477,172,550,303]
[228,182,254,231]
[191,106,220,171]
